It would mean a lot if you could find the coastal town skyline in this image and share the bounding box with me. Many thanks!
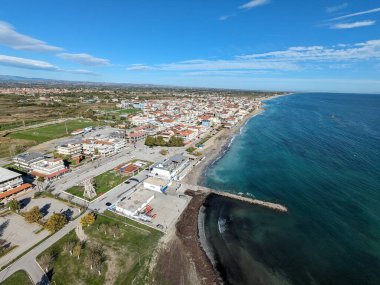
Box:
[1,0,380,93]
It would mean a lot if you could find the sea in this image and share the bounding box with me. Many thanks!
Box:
[202,93,380,285]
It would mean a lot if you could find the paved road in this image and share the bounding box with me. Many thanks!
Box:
[0,143,186,284]
[0,216,82,285]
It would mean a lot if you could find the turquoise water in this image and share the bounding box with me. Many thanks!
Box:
[203,93,380,285]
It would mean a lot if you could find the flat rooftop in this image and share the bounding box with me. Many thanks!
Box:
[0,167,22,183]
[116,188,155,213]
[144,177,169,187]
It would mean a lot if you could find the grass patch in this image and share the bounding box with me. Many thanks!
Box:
[7,119,94,144]
[0,270,33,285]
[65,169,127,200]
[37,214,162,285]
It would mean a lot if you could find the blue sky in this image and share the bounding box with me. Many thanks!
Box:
[0,0,380,93]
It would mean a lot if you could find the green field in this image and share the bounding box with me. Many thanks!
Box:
[37,213,162,285]
[1,270,33,285]
[65,169,127,200]
[7,119,94,144]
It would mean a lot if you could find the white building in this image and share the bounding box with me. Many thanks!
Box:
[12,152,45,171]
[56,143,82,157]
[143,177,171,193]
[0,167,32,200]
[115,189,155,217]
[151,154,189,180]
[30,158,68,180]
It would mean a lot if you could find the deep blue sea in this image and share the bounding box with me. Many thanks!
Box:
[203,93,380,285]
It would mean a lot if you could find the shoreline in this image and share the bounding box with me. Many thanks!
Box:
[180,94,286,284]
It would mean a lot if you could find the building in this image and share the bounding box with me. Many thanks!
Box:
[150,154,189,180]
[0,167,32,200]
[125,132,147,144]
[56,143,82,157]
[30,158,68,180]
[143,177,171,193]
[12,152,45,171]
[115,189,155,218]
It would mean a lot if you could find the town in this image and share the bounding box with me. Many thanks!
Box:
[0,84,275,284]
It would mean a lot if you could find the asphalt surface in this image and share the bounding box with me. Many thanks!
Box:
[0,142,186,284]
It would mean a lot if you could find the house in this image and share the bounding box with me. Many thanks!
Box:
[0,167,32,200]
[56,143,82,158]
[176,129,197,143]
[125,132,147,144]
[12,152,45,171]
[30,158,69,180]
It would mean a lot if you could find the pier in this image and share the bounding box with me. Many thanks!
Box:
[182,183,288,213]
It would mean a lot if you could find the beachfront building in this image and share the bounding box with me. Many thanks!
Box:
[115,189,155,218]
[0,167,32,200]
[143,177,171,193]
[12,152,45,171]
[30,158,69,180]
[150,154,189,181]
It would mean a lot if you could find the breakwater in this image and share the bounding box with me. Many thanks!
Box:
[182,183,288,213]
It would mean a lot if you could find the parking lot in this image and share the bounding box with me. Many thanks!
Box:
[19,194,81,221]
[0,212,49,268]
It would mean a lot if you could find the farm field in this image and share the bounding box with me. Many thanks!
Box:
[7,119,94,144]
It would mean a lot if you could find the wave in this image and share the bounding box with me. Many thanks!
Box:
[217,217,228,234]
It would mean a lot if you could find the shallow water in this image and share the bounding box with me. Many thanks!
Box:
[203,93,380,285]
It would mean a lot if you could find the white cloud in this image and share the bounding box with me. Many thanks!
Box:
[69,69,99,76]
[0,21,62,52]
[57,53,110,66]
[330,20,375,29]
[238,40,380,62]
[239,0,270,10]
[327,3,348,13]
[0,54,59,70]
[126,64,155,71]
[219,14,236,21]
[328,7,380,21]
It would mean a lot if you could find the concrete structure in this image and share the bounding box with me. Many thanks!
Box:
[0,167,32,200]
[143,176,171,193]
[115,189,155,217]
[12,152,45,170]
[126,131,147,144]
[151,154,189,180]
[30,158,68,180]
[56,143,82,157]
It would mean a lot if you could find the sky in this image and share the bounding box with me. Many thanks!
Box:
[0,0,380,93]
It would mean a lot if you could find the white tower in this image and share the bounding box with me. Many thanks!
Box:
[82,178,97,199]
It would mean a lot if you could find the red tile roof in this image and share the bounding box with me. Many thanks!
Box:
[0,183,32,199]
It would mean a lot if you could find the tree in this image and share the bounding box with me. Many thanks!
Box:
[85,243,105,275]
[156,136,166,146]
[63,240,75,256]
[39,252,55,272]
[7,200,20,212]
[99,223,108,234]
[110,224,120,239]
[25,206,42,223]
[45,213,67,233]
[144,136,155,147]
[159,149,168,156]
[80,212,96,227]
[168,136,184,147]
[72,241,84,260]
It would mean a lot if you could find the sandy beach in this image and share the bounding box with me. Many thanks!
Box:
[153,94,285,285]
